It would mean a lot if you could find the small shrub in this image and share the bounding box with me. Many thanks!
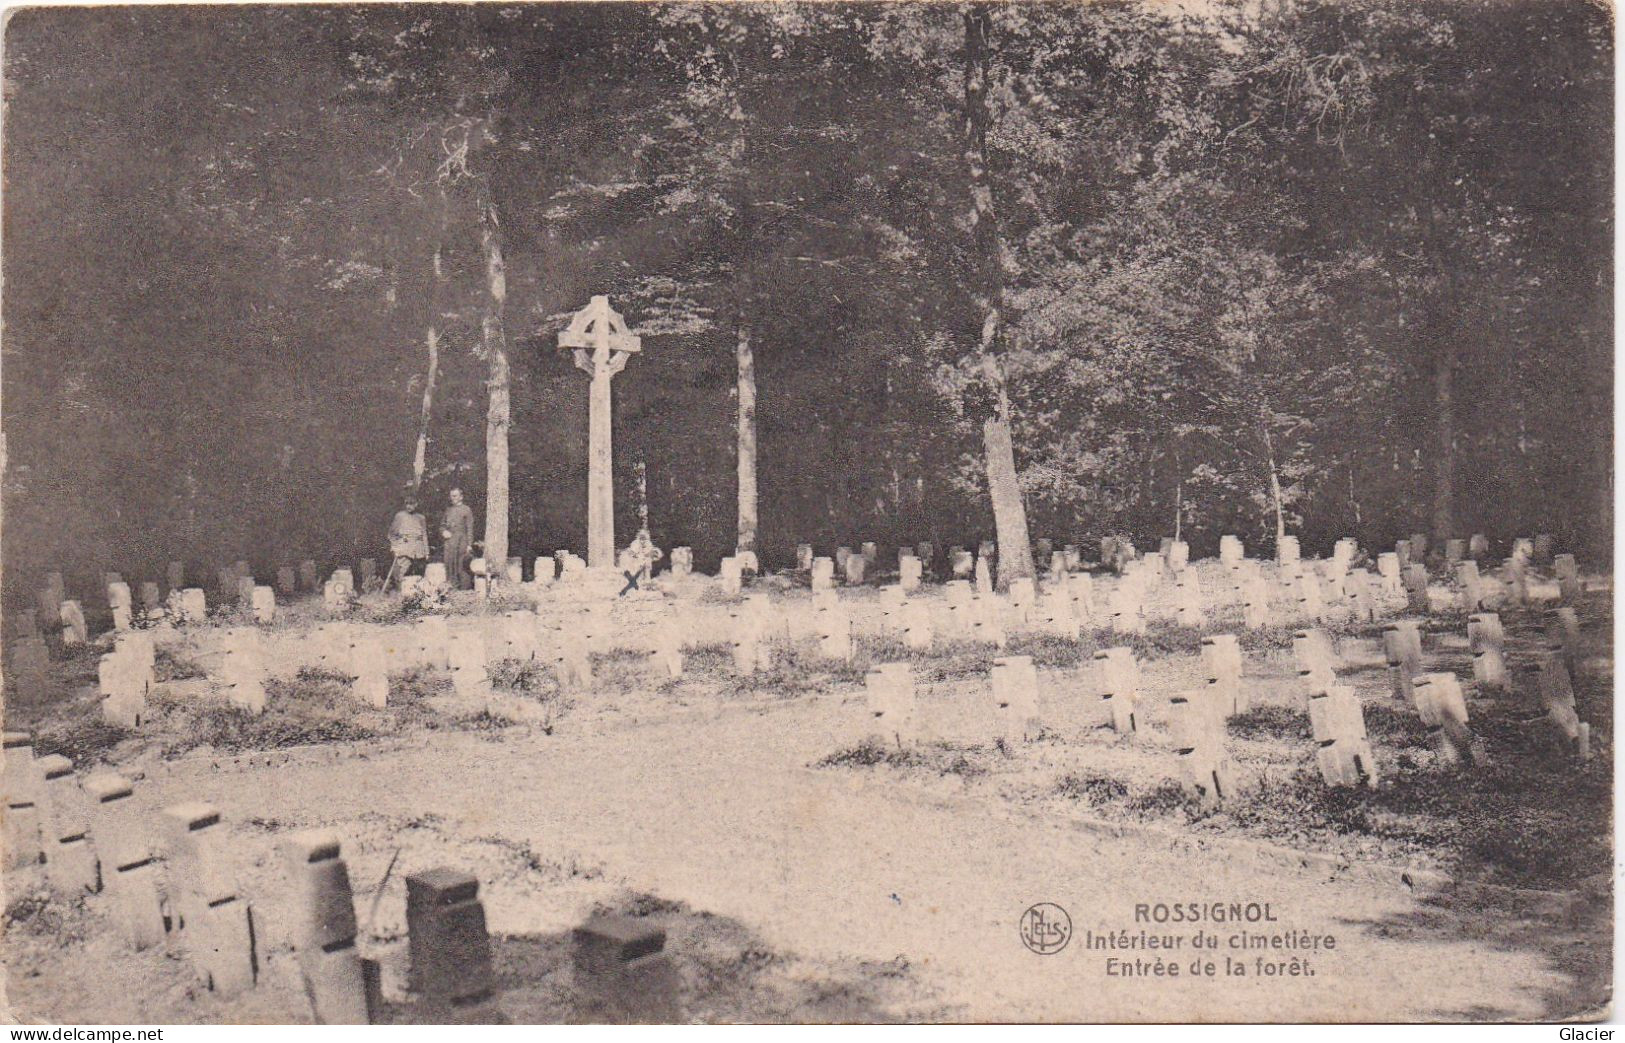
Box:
[1054,772,1129,805]
[154,648,206,682]
[1227,705,1310,742]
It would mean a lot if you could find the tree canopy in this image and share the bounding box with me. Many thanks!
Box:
[1,0,1610,591]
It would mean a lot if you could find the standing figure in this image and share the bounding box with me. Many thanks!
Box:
[386,497,429,591]
[440,488,476,591]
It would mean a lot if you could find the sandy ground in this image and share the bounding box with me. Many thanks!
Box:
[5,690,1609,1022]
[2,564,1612,1023]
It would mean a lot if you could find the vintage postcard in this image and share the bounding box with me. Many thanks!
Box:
[0,0,1612,1025]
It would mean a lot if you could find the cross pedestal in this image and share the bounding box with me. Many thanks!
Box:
[558,296,641,569]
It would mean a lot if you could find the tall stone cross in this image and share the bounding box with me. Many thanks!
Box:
[558,295,641,569]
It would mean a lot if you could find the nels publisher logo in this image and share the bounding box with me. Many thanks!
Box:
[1020,903,1072,955]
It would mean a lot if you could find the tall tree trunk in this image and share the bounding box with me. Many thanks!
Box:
[735,320,758,557]
[480,200,509,574]
[1262,426,1287,546]
[410,228,445,498]
[962,5,1034,590]
[1431,350,1455,544]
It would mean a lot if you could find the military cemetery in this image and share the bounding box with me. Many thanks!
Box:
[0,0,1611,1027]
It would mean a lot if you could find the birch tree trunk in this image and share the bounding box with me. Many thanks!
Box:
[480,200,510,573]
[410,217,446,497]
[736,320,758,557]
[963,6,1035,590]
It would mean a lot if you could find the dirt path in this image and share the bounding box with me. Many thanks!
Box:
[109,691,1596,1022]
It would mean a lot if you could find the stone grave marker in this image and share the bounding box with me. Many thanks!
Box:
[1219,535,1244,566]
[991,655,1041,744]
[1454,561,1485,612]
[1108,579,1145,635]
[1166,540,1189,573]
[1173,573,1205,629]
[351,634,389,708]
[38,755,97,896]
[899,598,934,651]
[973,556,993,595]
[282,829,370,1024]
[277,567,297,594]
[1007,576,1035,624]
[1413,672,1485,766]
[3,733,42,869]
[810,556,835,592]
[251,585,276,624]
[1344,570,1377,622]
[1292,569,1325,622]
[899,554,923,592]
[158,802,256,996]
[1554,554,1580,602]
[814,591,852,662]
[1381,621,1424,704]
[864,663,916,744]
[969,592,1008,649]
[83,773,165,950]
[1167,688,1236,806]
[1068,570,1094,627]
[1402,564,1430,614]
[1376,553,1402,596]
[1468,533,1489,560]
[1093,647,1140,734]
[1241,574,1274,629]
[1307,685,1378,787]
[950,548,974,578]
[843,552,867,586]
[1036,584,1079,641]
[1201,635,1244,715]
[220,627,267,714]
[1292,628,1338,701]
[1277,535,1300,568]
[59,600,88,645]
[406,868,498,1018]
[572,914,679,1023]
[650,608,684,678]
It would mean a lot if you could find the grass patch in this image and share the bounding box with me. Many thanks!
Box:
[143,675,383,756]
[1054,772,1129,806]
[1226,704,1311,742]
[815,738,991,779]
[154,647,205,681]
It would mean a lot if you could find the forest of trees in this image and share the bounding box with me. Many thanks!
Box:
[0,1,1611,593]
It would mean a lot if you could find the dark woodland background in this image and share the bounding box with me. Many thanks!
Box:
[0,1,1612,592]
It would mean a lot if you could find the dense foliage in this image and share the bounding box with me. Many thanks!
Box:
[1,1,1610,590]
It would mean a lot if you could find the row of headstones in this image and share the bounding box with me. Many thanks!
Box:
[104,547,1587,727]
[121,603,688,721]
[1379,609,1591,763]
[857,634,1307,806]
[858,601,1592,808]
[2,738,676,1023]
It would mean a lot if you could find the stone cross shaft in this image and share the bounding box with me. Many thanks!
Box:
[558,295,641,568]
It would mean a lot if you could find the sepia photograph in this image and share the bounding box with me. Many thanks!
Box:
[0,0,1613,1026]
